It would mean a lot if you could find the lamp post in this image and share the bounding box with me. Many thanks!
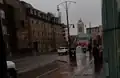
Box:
[57,1,76,62]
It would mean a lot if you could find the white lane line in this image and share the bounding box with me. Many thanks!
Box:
[36,68,59,78]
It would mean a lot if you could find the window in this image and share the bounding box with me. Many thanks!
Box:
[30,9,33,14]
[47,16,50,21]
[0,9,5,19]
[98,28,100,32]
[92,29,94,32]
[42,32,44,36]
[94,28,96,32]
[36,11,38,16]
[38,12,41,17]
[42,14,45,19]
[78,27,82,32]
[30,19,34,24]
[32,20,34,24]
[40,13,43,19]
[45,15,47,20]
[21,20,24,27]
[34,10,37,15]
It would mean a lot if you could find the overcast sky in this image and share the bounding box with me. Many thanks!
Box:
[22,0,102,35]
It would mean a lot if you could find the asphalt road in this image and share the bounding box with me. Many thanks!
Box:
[36,61,74,78]
[17,47,96,78]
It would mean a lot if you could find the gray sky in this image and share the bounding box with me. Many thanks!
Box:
[22,0,101,35]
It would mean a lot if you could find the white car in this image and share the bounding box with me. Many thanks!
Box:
[58,47,68,55]
[7,61,17,78]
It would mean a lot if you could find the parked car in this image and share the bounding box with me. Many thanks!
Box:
[57,47,68,55]
[7,61,17,78]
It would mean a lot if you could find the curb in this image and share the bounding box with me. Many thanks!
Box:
[56,60,68,63]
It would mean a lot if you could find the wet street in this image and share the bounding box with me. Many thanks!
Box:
[36,54,92,78]
[18,47,103,78]
[37,61,74,78]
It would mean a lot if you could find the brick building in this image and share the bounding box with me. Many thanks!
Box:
[2,0,24,55]
[55,24,67,48]
[86,25,103,40]
[1,0,66,56]
[19,1,67,53]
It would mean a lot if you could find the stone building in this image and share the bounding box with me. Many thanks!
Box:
[1,0,66,56]
[19,1,66,53]
[2,0,24,55]
[55,24,67,48]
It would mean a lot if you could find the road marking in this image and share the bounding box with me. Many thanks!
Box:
[36,68,59,78]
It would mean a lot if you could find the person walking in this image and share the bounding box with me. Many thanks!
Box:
[99,45,103,69]
[92,40,100,73]
[88,41,92,60]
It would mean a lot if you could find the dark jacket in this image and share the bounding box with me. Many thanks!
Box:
[93,46,99,59]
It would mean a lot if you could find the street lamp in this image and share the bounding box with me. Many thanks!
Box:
[57,1,76,62]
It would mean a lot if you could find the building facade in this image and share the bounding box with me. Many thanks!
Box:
[3,0,24,55]
[86,25,103,40]
[1,0,66,56]
[77,18,85,34]
[19,1,67,53]
[55,24,67,48]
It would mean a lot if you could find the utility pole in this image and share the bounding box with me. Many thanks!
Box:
[88,22,92,60]
[57,1,76,62]
[89,22,91,35]
[89,22,92,44]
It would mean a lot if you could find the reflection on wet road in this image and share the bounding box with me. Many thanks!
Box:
[38,61,74,78]
[18,47,98,78]
[38,53,90,78]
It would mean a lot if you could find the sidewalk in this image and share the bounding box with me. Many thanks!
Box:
[74,58,104,78]
[15,51,90,74]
